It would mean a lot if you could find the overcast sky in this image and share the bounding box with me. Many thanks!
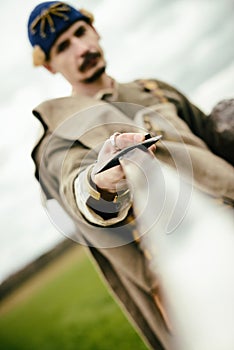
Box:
[0,0,233,283]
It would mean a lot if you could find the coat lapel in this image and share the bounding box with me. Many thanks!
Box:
[33,94,143,149]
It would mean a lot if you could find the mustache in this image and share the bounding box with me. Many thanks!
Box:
[79,52,101,72]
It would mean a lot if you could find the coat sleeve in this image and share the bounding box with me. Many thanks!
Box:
[43,135,96,215]
[41,135,131,224]
[157,80,208,138]
[157,80,234,166]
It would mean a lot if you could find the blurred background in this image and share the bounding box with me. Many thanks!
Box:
[0,0,233,348]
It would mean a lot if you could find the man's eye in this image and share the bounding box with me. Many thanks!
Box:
[56,40,69,53]
[74,26,86,37]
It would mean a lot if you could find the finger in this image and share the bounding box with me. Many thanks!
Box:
[149,144,156,153]
[93,165,125,192]
[115,132,145,150]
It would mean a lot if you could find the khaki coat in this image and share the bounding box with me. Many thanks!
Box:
[31,79,234,350]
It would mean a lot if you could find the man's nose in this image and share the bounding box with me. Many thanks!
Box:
[71,37,89,57]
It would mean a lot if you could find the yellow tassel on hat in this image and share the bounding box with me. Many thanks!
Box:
[32,45,46,66]
[79,8,94,24]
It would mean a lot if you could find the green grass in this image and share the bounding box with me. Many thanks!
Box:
[0,248,148,350]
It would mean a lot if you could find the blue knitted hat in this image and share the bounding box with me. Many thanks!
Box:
[27,1,94,65]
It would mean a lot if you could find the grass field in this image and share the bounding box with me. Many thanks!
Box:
[0,246,148,350]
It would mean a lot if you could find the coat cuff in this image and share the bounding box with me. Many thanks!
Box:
[74,165,132,226]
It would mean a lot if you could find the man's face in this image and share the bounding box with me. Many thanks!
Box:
[48,21,106,85]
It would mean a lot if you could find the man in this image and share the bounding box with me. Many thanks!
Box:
[27,2,234,349]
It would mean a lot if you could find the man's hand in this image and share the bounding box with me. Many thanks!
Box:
[92,132,156,193]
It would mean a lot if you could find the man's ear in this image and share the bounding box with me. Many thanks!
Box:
[43,63,56,74]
